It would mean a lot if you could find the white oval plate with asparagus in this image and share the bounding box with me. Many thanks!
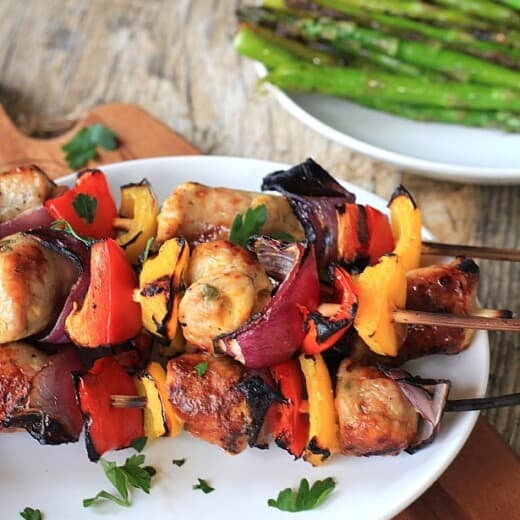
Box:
[236,1,520,184]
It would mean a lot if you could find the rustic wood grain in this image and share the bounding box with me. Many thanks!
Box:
[0,0,517,457]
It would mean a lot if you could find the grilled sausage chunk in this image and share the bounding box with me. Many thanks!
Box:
[0,343,83,443]
[157,182,304,246]
[166,353,258,454]
[179,241,272,351]
[399,258,479,361]
[0,165,63,222]
[335,360,418,456]
[0,233,79,343]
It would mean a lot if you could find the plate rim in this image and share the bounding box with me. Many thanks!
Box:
[254,63,520,184]
[3,155,489,520]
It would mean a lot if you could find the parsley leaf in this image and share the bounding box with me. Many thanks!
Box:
[229,204,267,247]
[267,478,335,512]
[131,436,148,453]
[200,283,219,300]
[72,193,97,223]
[19,507,42,520]
[62,124,118,169]
[172,458,186,467]
[50,219,95,247]
[193,478,214,494]
[83,453,156,508]
[194,361,208,376]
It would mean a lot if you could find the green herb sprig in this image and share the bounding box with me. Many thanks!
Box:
[194,361,208,376]
[229,204,267,247]
[192,478,214,494]
[83,438,156,509]
[72,193,97,223]
[19,507,42,520]
[267,477,336,512]
[62,124,118,169]
[172,458,186,467]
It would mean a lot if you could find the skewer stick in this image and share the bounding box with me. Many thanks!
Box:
[110,392,520,411]
[422,241,520,262]
[445,393,520,412]
[393,310,520,331]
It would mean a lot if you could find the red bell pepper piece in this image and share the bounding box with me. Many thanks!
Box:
[75,356,143,461]
[45,169,117,239]
[301,264,358,354]
[271,359,309,459]
[365,205,395,265]
[65,238,142,347]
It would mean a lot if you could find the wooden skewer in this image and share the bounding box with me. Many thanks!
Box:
[110,392,520,411]
[321,302,518,331]
[393,310,520,332]
[422,241,520,262]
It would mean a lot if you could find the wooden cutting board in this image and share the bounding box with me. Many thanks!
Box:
[1,102,518,519]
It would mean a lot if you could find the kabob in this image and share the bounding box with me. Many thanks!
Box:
[0,160,518,467]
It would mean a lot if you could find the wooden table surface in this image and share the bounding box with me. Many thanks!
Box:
[0,0,517,460]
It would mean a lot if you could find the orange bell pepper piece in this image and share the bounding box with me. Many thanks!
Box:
[65,238,142,347]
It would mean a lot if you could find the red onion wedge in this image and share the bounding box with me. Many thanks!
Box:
[0,205,54,239]
[24,228,91,344]
[262,159,355,272]
[380,366,451,454]
[214,237,320,368]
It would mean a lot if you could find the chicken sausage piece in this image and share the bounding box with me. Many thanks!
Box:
[0,165,64,222]
[157,182,304,246]
[335,360,418,456]
[0,233,79,342]
[0,342,48,425]
[166,353,254,454]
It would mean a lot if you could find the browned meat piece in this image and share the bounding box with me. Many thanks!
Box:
[0,233,79,343]
[0,342,48,425]
[0,343,83,443]
[179,240,273,351]
[0,165,64,222]
[166,353,275,454]
[335,360,418,456]
[399,258,479,361]
[157,182,304,246]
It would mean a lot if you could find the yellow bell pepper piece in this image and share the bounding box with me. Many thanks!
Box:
[389,186,422,272]
[138,237,190,340]
[115,179,159,265]
[134,372,166,441]
[299,353,339,466]
[147,361,183,437]
[354,254,407,357]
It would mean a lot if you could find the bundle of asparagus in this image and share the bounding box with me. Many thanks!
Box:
[235,0,520,132]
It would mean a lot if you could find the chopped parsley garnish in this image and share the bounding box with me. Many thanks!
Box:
[131,436,148,453]
[83,452,156,508]
[229,204,267,247]
[193,478,214,494]
[50,219,95,247]
[267,477,336,512]
[62,124,118,169]
[200,283,219,300]
[19,507,42,520]
[72,193,97,223]
[194,361,208,376]
[172,458,186,467]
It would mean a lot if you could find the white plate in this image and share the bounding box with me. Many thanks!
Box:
[256,64,520,184]
[1,156,489,520]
